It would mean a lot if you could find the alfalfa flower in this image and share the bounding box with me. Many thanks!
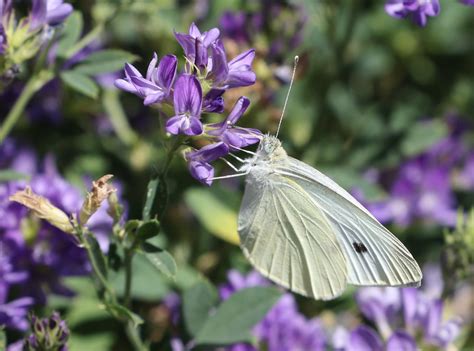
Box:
[385,0,440,27]
[25,312,69,351]
[9,186,74,234]
[79,174,116,225]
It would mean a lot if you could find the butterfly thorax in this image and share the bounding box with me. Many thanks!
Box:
[240,135,288,183]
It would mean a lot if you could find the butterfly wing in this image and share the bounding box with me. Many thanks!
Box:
[238,172,348,300]
[276,157,422,287]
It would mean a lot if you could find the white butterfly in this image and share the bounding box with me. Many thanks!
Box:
[214,57,422,300]
[234,135,422,300]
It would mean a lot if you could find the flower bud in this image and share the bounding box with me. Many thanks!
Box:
[9,187,74,234]
[79,174,115,225]
[25,312,69,351]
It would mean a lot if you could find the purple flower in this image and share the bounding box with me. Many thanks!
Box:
[174,22,220,69]
[166,74,203,136]
[349,326,384,351]
[185,142,229,185]
[460,0,474,5]
[386,331,417,351]
[115,53,177,106]
[207,96,261,148]
[202,89,225,113]
[219,11,249,43]
[221,270,326,351]
[30,0,73,30]
[356,287,401,339]
[0,296,34,330]
[209,42,256,89]
[385,0,440,27]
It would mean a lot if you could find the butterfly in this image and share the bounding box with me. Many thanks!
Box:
[235,134,422,300]
[217,56,422,300]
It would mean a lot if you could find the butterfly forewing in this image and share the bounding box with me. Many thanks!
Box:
[238,172,348,300]
[276,157,422,287]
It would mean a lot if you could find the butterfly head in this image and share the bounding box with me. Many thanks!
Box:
[255,134,287,162]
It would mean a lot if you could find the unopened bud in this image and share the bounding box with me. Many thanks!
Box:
[9,187,74,234]
[79,175,116,225]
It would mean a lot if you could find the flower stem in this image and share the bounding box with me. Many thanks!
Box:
[0,70,53,144]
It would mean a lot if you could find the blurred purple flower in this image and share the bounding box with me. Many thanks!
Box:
[460,0,474,5]
[221,270,326,351]
[219,11,249,43]
[166,74,203,136]
[185,142,229,186]
[115,53,177,106]
[30,0,73,30]
[351,265,463,350]
[348,326,384,351]
[174,23,220,69]
[207,96,261,148]
[358,117,473,227]
[0,141,122,331]
[385,0,440,27]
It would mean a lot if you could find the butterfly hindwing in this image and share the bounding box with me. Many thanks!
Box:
[238,173,348,300]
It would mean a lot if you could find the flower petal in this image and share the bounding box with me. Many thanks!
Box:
[144,92,165,105]
[227,96,250,124]
[114,79,137,94]
[166,115,186,135]
[146,52,158,81]
[184,117,203,136]
[188,161,214,186]
[174,32,195,58]
[229,49,255,69]
[173,75,202,117]
[203,28,220,46]
[156,54,177,90]
[209,42,229,86]
[386,331,417,351]
[189,22,201,38]
[349,326,383,351]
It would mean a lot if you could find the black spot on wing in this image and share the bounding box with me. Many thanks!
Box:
[352,242,368,254]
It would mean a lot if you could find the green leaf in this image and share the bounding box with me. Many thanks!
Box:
[57,11,83,57]
[0,328,5,351]
[106,303,143,328]
[74,49,137,75]
[61,71,99,98]
[136,219,161,241]
[195,287,281,345]
[142,174,168,221]
[401,120,448,157]
[183,281,219,336]
[0,169,29,182]
[185,188,240,245]
[141,242,177,279]
[85,234,108,279]
[113,254,170,301]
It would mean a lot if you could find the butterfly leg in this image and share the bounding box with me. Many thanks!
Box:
[210,170,250,181]
[220,157,240,171]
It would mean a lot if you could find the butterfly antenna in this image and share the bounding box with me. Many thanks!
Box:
[275,55,299,138]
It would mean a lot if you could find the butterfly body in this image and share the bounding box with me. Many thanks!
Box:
[237,135,422,300]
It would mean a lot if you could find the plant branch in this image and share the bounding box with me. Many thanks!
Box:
[0,70,53,144]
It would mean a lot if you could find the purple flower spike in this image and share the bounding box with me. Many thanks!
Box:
[207,96,261,148]
[166,74,204,136]
[186,142,229,185]
[349,326,384,351]
[385,0,440,27]
[175,22,220,69]
[115,53,177,106]
[386,331,417,351]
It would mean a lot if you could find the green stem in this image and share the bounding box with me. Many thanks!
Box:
[103,89,139,146]
[0,70,53,144]
[125,321,148,351]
